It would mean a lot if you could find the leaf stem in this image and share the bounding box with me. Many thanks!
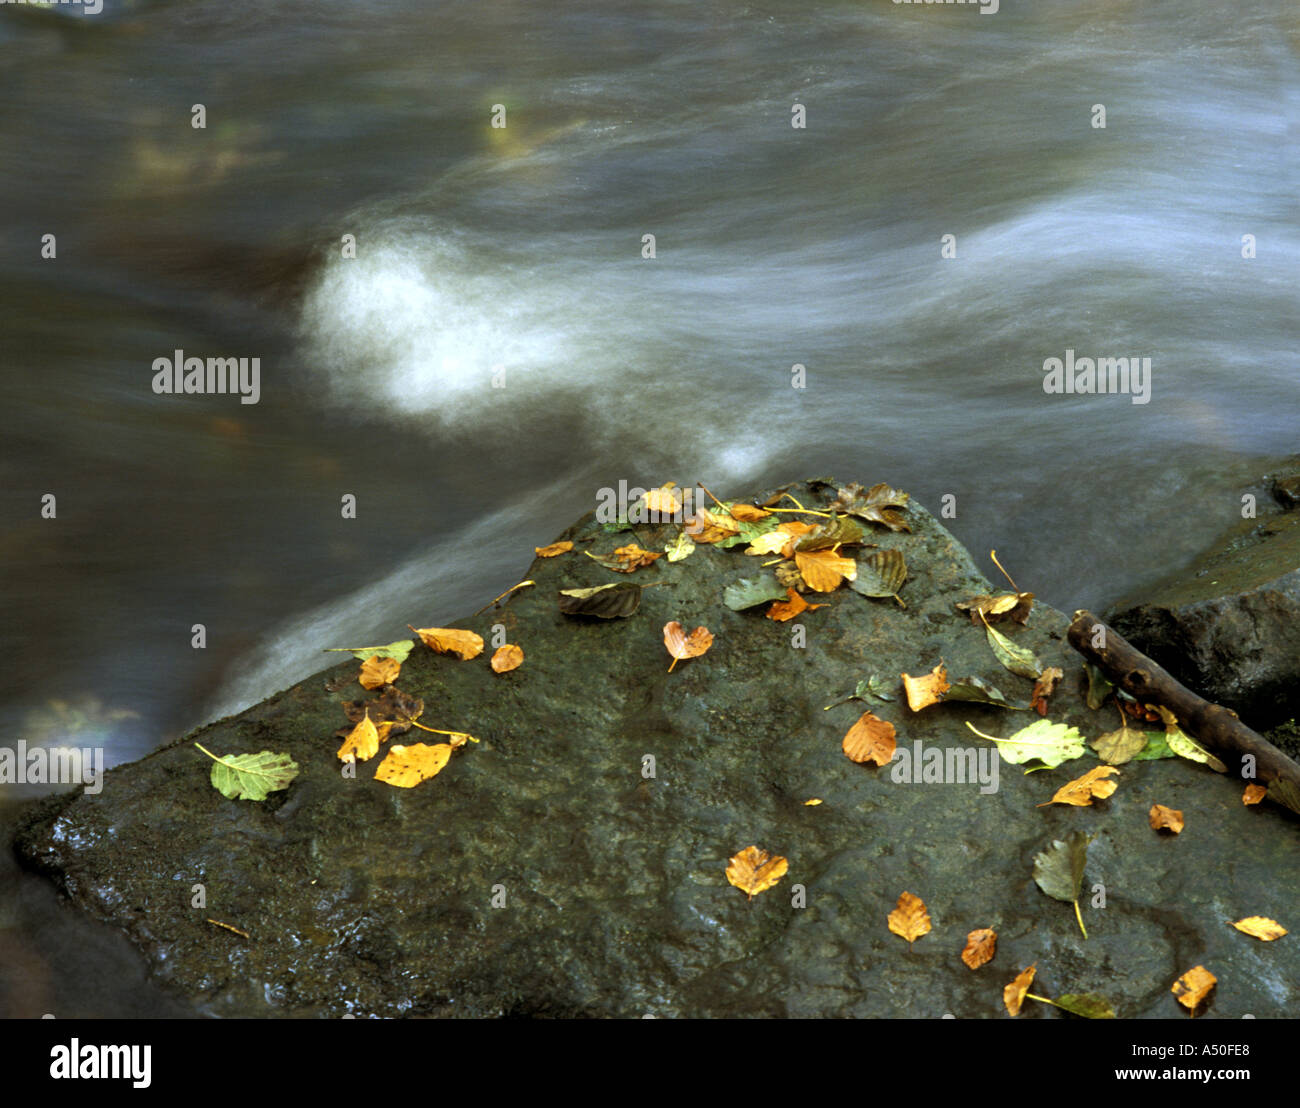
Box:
[472,580,535,616]
[1073,898,1088,939]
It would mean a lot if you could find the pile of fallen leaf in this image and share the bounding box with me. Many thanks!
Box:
[190,477,1288,1015]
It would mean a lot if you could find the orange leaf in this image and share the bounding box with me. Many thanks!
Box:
[534,541,573,557]
[1242,784,1267,806]
[491,644,524,673]
[1030,665,1064,715]
[358,655,400,691]
[1003,964,1036,1016]
[374,742,453,788]
[961,928,997,970]
[1149,804,1185,834]
[728,503,771,522]
[337,710,381,763]
[1040,765,1120,807]
[1171,965,1216,1013]
[684,507,740,544]
[887,891,931,945]
[902,663,950,711]
[725,845,788,899]
[766,587,823,622]
[643,485,682,515]
[842,712,897,767]
[409,625,484,660]
[1229,916,1287,941]
[663,621,713,672]
[794,549,857,592]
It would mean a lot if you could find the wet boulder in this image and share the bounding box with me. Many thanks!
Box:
[13,479,1299,1017]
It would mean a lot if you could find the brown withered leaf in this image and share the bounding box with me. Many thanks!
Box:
[1030,666,1064,716]
[586,544,663,573]
[409,625,484,660]
[1171,965,1216,1013]
[956,592,1035,626]
[337,709,381,763]
[842,712,897,767]
[1149,804,1185,833]
[338,685,424,740]
[888,891,932,945]
[359,655,401,691]
[766,588,823,622]
[557,582,643,619]
[829,482,911,532]
[684,507,740,544]
[663,621,713,673]
[491,644,524,673]
[374,742,453,788]
[534,540,573,557]
[728,502,772,522]
[902,663,950,711]
[1242,784,1267,806]
[961,928,997,970]
[794,513,869,553]
[794,549,858,592]
[725,845,788,899]
[1004,965,1037,1017]
[1229,916,1287,941]
[1040,764,1120,808]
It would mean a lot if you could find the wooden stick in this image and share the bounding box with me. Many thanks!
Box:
[1067,610,1300,816]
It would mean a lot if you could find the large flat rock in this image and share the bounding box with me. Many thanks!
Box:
[13,479,1299,1017]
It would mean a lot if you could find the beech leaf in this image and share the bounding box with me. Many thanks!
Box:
[723,575,790,611]
[557,583,642,619]
[851,549,907,605]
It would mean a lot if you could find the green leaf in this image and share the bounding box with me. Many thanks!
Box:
[1130,731,1177,760]
[195,744,299,802]
[664,533,696,562]
[823,674,896,711]
[601,514,634,533]
[1052,993,1115,1019]
[1033,830,1091,903]
[557,583,642,619]
[723,575,790,611]
[967,718,1086,767]
[983,620,1042,680]
[1084,662,1115,710]
[850,549,907,603]
[1165,726,1227,773]
[942,675,1030,710]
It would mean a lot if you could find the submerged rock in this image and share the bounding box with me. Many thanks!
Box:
[1109,456,1300,739]
[13,479,1299,1017]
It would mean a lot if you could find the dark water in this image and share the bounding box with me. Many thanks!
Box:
[1,0,1295,1016]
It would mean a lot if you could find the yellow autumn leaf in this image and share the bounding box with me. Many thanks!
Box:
[1003,964,1036,1016]
[804,798,823,806]
[1242,784,1267,805]
[491,644,524,673]
[887,891,931,945]
[409,625,484,660]
[1149,804,1185,834]
[534,541,573,557]
[1229,916,1287,941]
[1039,764,1120,807]
[725,845,788,899]
[1171,965,1216,1013]
[374,742,453,788]
[746,531,792,556]
[794,549,857,592]
[643,484,682,515]
[337,710,381,763]
[902,663,949,711]
[358,655,400,691]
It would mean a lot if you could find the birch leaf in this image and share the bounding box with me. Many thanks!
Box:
[887,891,931,945]
[967,718,1086,768]
[725,845,788,899]
[982,617,1042,680]
[195,744,299,802]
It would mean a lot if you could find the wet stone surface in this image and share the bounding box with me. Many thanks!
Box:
[13,479,1299,1017]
